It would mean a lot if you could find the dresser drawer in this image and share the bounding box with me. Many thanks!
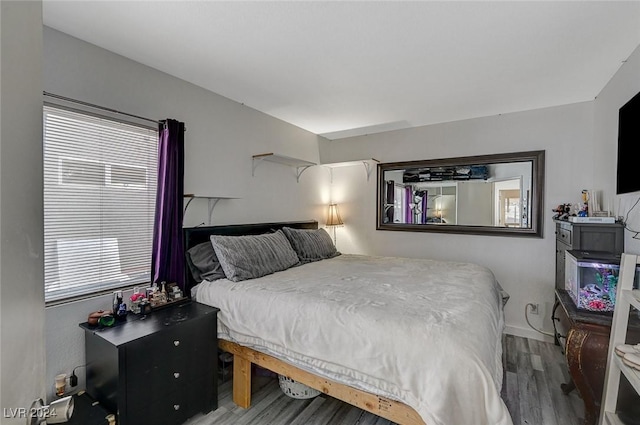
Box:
[140,326,191,362]
[556,226,572,245]
[126,361,189,401]
[127,326,191,366]
[127,388,189,425]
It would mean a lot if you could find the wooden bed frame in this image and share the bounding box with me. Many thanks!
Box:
[183,220,426,425]
[218,339,425,425]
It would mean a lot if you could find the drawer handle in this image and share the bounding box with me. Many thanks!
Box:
[174,340,180,346]
[174,372,180,379]
[173,404,180,411]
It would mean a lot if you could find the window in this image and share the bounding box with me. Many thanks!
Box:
[43,105,158,302]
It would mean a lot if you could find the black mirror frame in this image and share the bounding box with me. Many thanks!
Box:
[376,150,545,237]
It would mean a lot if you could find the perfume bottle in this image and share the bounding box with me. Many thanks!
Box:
[112,290,122,314]
[113,290,127,321]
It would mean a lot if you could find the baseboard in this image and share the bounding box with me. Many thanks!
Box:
[504,325,555,344]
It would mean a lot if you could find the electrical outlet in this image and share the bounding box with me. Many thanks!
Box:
[530,303,539,315]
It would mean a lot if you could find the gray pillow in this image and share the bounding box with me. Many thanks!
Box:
[210,230,300,282]
[281,227,340,263]
[185,242,227,282]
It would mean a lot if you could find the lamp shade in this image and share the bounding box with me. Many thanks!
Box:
[326,204,344,227]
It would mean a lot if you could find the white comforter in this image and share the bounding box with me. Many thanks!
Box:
[194,254,512,425]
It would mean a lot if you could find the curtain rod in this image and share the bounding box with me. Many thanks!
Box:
[43,91,174,128]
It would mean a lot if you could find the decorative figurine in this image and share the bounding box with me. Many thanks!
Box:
[552,203,572,220]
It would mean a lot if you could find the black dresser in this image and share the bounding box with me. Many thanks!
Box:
[80,301,219,425]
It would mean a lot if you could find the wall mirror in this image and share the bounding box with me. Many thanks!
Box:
[377,150,545,237]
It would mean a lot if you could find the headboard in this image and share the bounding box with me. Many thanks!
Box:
[182,220,318,293]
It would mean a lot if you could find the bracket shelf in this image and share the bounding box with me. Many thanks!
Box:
[183,194,239,225]
[321,158,380,182]
[252,153,317,182]
[250,154,379,183]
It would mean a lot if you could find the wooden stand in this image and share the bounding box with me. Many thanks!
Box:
[555,289,640,425]
[218,340,425,425]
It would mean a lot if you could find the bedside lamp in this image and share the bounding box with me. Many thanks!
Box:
[326,203,344,243]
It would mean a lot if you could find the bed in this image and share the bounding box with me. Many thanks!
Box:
[183,220,512,425]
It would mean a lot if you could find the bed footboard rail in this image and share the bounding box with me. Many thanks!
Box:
[218,339,426,425]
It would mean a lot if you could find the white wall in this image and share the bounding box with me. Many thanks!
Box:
[322,101,597,342]
[593,43,640,254]
[43,27,329,402]
[0,1,45,421]
[323,41,640,340]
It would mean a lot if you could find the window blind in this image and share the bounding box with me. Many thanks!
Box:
[43,105,158,302]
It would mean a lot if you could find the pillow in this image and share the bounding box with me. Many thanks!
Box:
[210,230,299,282]
[281,227,340,263]
[185,241,227,282]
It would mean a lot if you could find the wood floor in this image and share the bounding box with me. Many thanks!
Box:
[184,335,585,425]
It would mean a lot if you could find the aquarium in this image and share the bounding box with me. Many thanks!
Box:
[565,250,639,313]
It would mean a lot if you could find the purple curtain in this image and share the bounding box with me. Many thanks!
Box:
[404,187,413,224]
[421,191,428,224]
[151,119,185,290]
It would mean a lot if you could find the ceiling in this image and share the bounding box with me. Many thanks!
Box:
[42,1,640,140]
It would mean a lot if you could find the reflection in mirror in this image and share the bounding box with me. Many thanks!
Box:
[377,151,544,237]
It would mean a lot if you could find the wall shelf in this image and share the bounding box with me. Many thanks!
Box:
[250,154,380,183]
[183,194,239,225]
[321,158,380,182]
[252,153,317,182]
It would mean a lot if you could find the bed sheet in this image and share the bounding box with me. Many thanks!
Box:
[193,254,512,425]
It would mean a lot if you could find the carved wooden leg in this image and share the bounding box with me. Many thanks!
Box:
[565,326,610,425]
[233,354,252,408]
[583,407,599,425]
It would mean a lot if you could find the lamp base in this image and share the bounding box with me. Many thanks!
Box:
[27,399,45,425]
[27,395,75,425]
